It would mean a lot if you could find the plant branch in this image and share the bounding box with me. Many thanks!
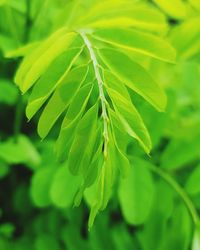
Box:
[80,31,109,158]
[147,164,200,225]
[24,0,32,42]
[14,0,31,141]
[14,93,23,142]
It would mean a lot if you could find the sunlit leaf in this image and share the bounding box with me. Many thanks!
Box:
[99,48,167,111]
[93,28,176,63]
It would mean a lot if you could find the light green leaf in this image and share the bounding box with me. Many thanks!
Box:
[68,103,98,175]
[99,48,167,111]
[107,87,151,154]
[81,5,168,33]
[192,225,200,250]
[109,108,130,178]
[153,0,188,20]
[56,83,93,161]
[83,136,103,188]
[0,33,18,53]
[15,28,77,93]
[88,153,114,229]
[93,28,176,63]
[0,0,5,6]
[5,42,40,58]
[26,48,82,120]
[37,64,89,139]
[103,69,131,101]
[170,17,200,60]
[86,130,117,229]
[189,0,200,11]
[80,124,102,187]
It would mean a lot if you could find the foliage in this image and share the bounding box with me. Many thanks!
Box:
[0,0,200,249]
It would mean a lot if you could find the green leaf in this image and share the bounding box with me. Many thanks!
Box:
[30,166,55,207]
[192,224,200,250]
[56,83,93,161]
[103,69,131,101]
[118,158,155,225]
[68,103,98,175]
[185,164,200,195]
[50,165,82,208]
[26,47,82,120]
[0,33,18,53]
[189,0,200,11]
[87,131,117,229]
[93,28,176,63]
[0,79,18,105]
[137,180,174,250]
[35,234,61,250]
[161,135,200,170]
[5,42,40,58]
[107,87,151,154]
[37,64,89,138]
[161,204,192,250]
[15,28,77,93]
[88,156,114,229]
[99,48,167,112]
[0,0,5,6]
[109,109,130,178]
[0,135,41,168]
[0,223,15,238]
[153,0,188,20]
[0,161,9,179]
[79,124,102,187]
[81,4,168,33]
[170,17,200,59]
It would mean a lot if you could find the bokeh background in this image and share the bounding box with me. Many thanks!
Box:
[0,0,200,249]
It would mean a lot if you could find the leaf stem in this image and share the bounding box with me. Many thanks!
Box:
[147,164,200,225]
[80,31,109,157]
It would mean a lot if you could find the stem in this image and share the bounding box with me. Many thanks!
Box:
[14,0,31,141]
[80,32,109,158]
[24,0,31,42]
[14,93,23,142]
[148,164,200,225]
[5,5,20,45]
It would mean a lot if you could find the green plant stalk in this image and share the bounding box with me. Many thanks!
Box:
[14,0,31,141]
[5,4,20,46]
[80,31,109,158]
[24,0,31,42]
[148,164,200,225]
[14,93,23,142]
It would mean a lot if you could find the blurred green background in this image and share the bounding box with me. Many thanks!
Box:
[0,0,200,249]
